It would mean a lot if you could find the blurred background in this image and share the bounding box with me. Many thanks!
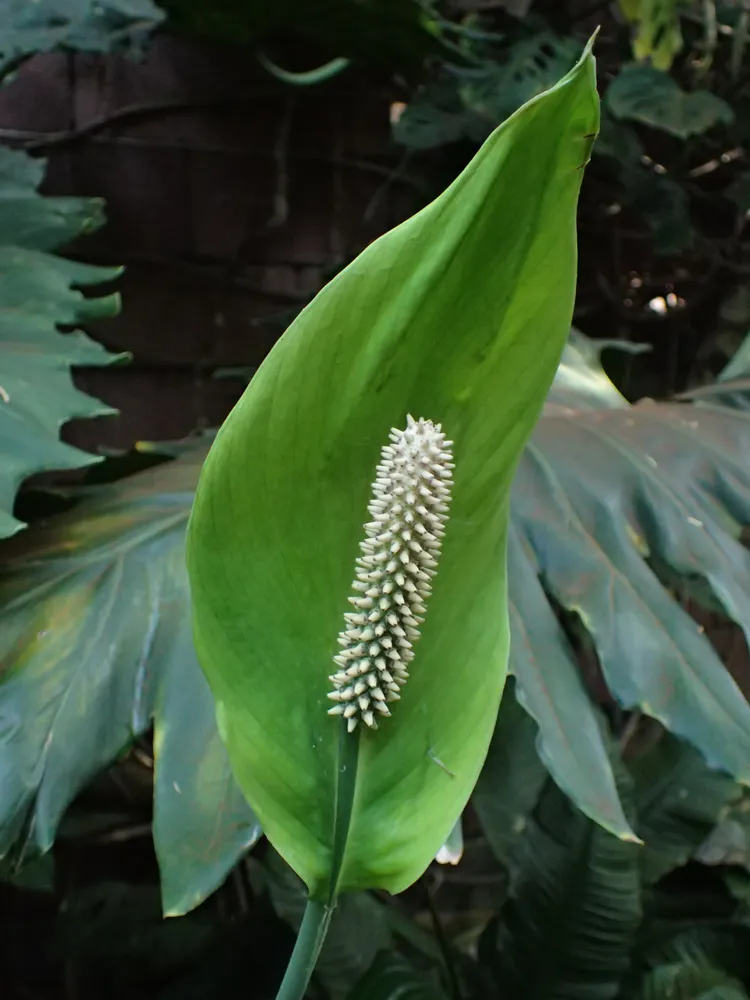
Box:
[5,3,750,999]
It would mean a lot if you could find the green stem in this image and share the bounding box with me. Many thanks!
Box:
[275,897,335,1000]
[275,722,360,999]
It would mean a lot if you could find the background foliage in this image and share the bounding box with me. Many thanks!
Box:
[5,1,750,999]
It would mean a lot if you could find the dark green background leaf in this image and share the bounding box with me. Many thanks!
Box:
[607,65,734,139]
[154,646,262,917]
[0,443,260,913]
[472,677,548,861]
[347,953,450,1000]
[394,33,581,151]
[0,147,123,538]
[512,353,750,786]
[481,779,642,999]
[639,959,749,1000]
[633,735,741,884]
[508,525,632,839]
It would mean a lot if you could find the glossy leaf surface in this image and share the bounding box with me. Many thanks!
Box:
[187,47,599,896]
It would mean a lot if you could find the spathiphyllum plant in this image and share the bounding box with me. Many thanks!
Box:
[187,39,599,1000]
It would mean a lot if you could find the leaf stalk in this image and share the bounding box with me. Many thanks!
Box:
[275,897,335,1000]
[275,722,360,998]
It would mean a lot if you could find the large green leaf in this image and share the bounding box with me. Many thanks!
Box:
[0,146,123,539]
[480,779,642,1000]
[0,444,261,914]
[0,0,164,70]
[186,46,599,897]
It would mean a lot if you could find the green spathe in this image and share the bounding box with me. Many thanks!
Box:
[187,43,599,898]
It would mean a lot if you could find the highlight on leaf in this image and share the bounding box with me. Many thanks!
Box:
[327,415,454,732]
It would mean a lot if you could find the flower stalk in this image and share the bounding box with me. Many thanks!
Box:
[275,898,334,1000]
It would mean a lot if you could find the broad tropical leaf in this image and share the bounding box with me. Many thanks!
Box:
[186,46,600,897]
[507,524,633,839]
[0,443,260,914]
[633,734,740,884]
[153,639,262,917]
[479,779,642,1000]
[0,0,164,71]
[512,338,750,787]
[498,334,636,842]
[0,146,123,538]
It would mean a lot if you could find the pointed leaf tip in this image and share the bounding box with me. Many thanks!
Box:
[188,53,600,896]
